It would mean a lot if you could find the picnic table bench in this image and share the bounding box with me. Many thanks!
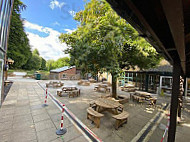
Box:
[78,80,90,86]
[95,98,122,114]
[88,98,126,129]
[68,90,80,98]
[94,84,111,93]
[87,107,104,128]
[131,91,157,105]
[46,81,64,88]
[89,78,97,83]
[102,81,112,86]
[112,111,129,130]
[57,86,80,97]
[121,84,136,92]
[117,95,129,104]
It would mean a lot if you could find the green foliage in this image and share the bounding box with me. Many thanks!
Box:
[7,0,31,69]
[54,57,70,68]
[33,48,40,56]
[59,0,161,97]
[24,54,42,70]
[46,57,70,71]
[40,57,47,70]
[60,0,160,75]
[46,60,55,71]
[22,49,43,70]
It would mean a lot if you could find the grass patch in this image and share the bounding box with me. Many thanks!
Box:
[8,69,50,80]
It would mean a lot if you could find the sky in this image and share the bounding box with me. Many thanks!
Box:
[21,0,88,60]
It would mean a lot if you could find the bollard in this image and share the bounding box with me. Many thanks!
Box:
[56,104,67,135]
[160,114,170,142]
[42,88,48,107]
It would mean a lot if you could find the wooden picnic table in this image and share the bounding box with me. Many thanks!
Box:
[95,98,122,114]
[62,86,78,92]
[135,91,152,97]
[78,80,90,86]
[94,84,110,93]
[46,81,64,88]
[89,78,97,83]
[102,81,112,86]
[57,86,80,97]
[132,91,157,104]
[121,84,136,92]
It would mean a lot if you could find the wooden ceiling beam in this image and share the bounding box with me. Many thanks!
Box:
[161,0,186,73]
[123,0,173,62]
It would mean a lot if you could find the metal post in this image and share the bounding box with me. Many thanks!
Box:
[159,76,163,95]
[145,74,149,92]
[167,60,181,142]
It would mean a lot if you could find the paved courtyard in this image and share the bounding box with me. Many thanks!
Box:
[0,76,190,142]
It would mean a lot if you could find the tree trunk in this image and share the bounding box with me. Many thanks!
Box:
[111,73,117,99]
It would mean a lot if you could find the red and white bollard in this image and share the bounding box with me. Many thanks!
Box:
[42,88,48,107]
[161,114,170,142]
[56,104,67,135]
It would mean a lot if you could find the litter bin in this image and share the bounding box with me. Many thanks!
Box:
[35,73,41,80]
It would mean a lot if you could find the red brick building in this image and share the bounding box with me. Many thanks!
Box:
[49,66,80,80]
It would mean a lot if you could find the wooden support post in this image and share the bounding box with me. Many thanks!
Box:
[167,60,181,142]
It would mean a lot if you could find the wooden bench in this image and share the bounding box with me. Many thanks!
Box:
[106,87,111,93]
[94,86,99,91]
[89,101,97,109]
[118,95,129,104]
[112,111,129,130]
[148,98,157,105]
[57,89,62,97]
[89,79,97,83]
[77,80,83,85]
[68,90,80,98]
[46,81,63,88]
[101,94,111,98]
[87,107,104,128]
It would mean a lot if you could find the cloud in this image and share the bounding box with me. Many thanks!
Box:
[24,21,69,60]
[69,10,76,17]
[64,28,76,34]
[49,0,65,10]
[52,21,60,26]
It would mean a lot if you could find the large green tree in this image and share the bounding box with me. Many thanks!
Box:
[8,0,31,69]
[60,0,161,98]
[23,49,42,70]
[46,57,70,71]
[40,57,47,70]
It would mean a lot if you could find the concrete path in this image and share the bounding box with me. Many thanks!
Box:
[1,76,190,142]
[13,72,27,76]
[0,80,87,142]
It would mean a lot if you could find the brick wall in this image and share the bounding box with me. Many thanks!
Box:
[50,67,79,80]
[59,67,77,79]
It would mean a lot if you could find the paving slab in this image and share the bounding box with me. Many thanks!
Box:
[1,77,189,142]
[0,79,88,142]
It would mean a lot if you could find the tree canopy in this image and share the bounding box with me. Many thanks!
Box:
[59,0,161,98]
[23,49,42,70]
[46,57,70,71]
[8,0,31,69]
[33,49,40,56]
